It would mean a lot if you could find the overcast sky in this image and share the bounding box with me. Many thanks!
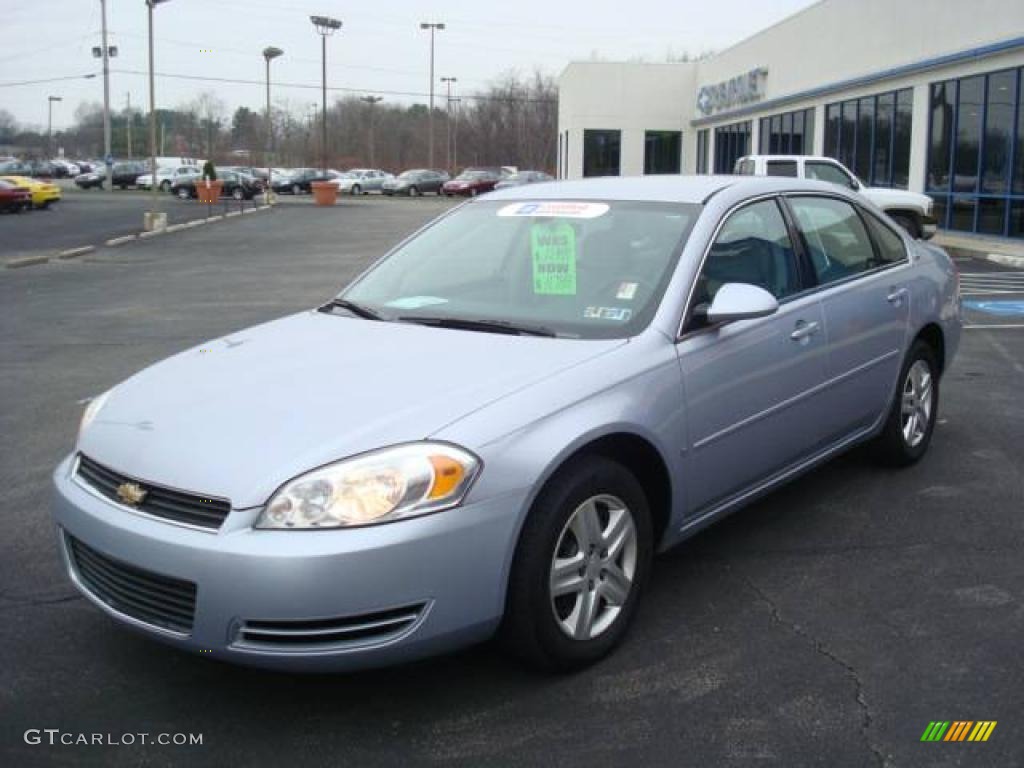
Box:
[2,0,818,130]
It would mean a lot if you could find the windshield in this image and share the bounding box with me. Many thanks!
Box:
[398,171,420,180]
[342,199,700,339]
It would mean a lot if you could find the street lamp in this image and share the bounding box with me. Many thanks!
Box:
[95,0,116,189]
[310,15,341,175]
[359,95,382,167]
[262,46,283,203]
[440,76,457,173]
[419,22,445,169]
[145,0,171,232]
[47,96,62,158]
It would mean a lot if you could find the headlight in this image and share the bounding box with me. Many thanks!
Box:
[255,443,481,529]
[79,390,111,436]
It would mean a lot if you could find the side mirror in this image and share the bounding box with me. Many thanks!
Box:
[706,283,779,324]
[849,177,861,191]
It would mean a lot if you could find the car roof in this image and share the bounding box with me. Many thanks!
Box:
[739,155,840,163]
[481,174,864,205]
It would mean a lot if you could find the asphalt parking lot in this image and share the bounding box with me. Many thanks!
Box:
[2,201,1022,767]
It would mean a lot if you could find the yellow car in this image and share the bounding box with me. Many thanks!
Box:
[0,175,61,209]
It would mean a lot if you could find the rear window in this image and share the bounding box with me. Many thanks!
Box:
[766,160,798,178]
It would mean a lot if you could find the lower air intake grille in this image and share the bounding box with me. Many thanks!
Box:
[67,534,197,634]
[237,604,427,650]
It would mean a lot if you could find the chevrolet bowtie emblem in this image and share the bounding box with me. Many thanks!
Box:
[116,482,147,506]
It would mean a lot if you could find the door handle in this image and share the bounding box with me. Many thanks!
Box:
[887,287,908,305]
[790,320,820,341]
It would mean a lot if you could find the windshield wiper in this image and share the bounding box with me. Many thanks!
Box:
[396,315,556,337]
[320,298,385,320]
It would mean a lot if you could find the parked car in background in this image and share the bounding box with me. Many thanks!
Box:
[382,169,449,196]
[54,175,960,673]
[0,179,32,212]
[0,175,61,208]
[172,169,261,201]
[74,170,106,189]
[442,170,503,197]
[108,161,149,189]
[137,165,202,192]
[494,170,554,190]
[734,155,936,239]
[271,168,343,194]
[50,160,80,178]
[333,169,393,195]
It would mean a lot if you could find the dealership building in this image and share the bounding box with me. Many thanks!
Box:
[556,0,1024,238]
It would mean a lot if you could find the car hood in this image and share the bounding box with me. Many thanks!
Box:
[78,311,625,508]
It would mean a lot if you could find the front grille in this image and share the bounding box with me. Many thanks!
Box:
[236,604,426,650]
[76,454,230,530]
[66,535,197,634]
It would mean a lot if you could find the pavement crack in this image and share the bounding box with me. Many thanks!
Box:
[730,567,886,768]
[0,593,82,613]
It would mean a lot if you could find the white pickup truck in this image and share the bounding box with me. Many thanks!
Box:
[734,155,936,239]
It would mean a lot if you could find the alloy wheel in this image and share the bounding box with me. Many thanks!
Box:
[901,359,933,448]
[549,494,637,641]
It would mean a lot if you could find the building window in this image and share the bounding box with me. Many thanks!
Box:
[758,107,815,155]
[824,88,912,189]
[696,129,709,174]
[713,121,751,173]
[644,130,682,174]
[927,67,1024,238]
[582,129,621,177]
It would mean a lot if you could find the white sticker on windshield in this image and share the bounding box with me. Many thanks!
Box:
[498,202,610,219]
[385,296,449,310]
[616,282,638,300]
[583,306,633,322]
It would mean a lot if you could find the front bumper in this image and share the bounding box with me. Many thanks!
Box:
[51,455,525,671]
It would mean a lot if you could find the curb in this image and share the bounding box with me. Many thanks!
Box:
[6,255,51,269]
[5,204,273,269]
[56,245,95,260]
[980,252,1024,270]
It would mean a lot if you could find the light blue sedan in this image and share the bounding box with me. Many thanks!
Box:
[52,175,961,671]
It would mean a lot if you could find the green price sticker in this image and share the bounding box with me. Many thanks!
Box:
[531,222,577,295]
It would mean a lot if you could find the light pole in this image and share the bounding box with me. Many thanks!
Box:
[310,15,341,175]
[262,46,283,203]
[450,97,462,172]
[440,76,457,173]
[145,0,171,232]
[47,96,62,158]
[126,93,133,159]
[419,22,445,169]
[359,95,382,167]
[97,0,115,188]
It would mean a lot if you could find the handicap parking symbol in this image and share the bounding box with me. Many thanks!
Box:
[963,299,1024,317]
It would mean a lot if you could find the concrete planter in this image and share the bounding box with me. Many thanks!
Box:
[311,181,338,206]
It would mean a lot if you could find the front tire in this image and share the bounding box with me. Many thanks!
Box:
[872,339,939,466]
[408,185,420,197]
[232,187,244,201]
[351,184,361,195]
[291,183,302,195]
[501,455,653,671]
[160,180,171,192]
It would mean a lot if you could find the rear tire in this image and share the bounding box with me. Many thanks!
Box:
[292,183,301,195]
[500,455,653,671]
[872,339,939,466]
[232,187,244,201]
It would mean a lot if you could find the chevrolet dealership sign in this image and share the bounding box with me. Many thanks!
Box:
[696,68,768,115]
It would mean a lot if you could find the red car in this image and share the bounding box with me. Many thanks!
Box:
[0,179,31,213]
[442,170,502,197]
